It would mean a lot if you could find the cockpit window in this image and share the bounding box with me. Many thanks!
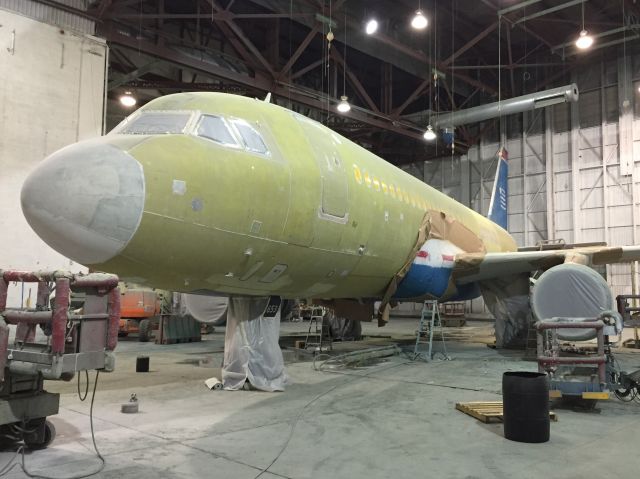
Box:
[196,115,238,146]
[231,120,269,155]
[118,111,191,135]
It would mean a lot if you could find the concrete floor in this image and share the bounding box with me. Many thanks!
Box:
[2,318,640,479]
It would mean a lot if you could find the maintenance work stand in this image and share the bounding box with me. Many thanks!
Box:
[413,300,450,361]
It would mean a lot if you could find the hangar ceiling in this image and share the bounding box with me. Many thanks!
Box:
[34,0,640,164]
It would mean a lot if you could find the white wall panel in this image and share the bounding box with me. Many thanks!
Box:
[409,59,640,313]
[582,188,604,208]
[0,11,106,307]
[554,132,570,153]
[609,226,634,244]
[554,172,573,192]
[527,191,547,213]
[580,146,603,167]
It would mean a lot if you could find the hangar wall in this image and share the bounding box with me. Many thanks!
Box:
[405,56,640,313]
[0,7,106,307]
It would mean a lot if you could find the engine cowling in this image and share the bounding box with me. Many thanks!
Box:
[183,294,228,326]
[531,263,620,341]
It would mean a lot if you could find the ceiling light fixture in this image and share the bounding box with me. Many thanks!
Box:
[365,19,378,35]
[337,13,351,114]
[575,29,593,49]
[411,10,428,29]
[119,92,137,107]
[575,2,593,50]
[337,95,351,113]
[423,125,436,141]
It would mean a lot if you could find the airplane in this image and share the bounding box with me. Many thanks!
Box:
[20,92,640,347]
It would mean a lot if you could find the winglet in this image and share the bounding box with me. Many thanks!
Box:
[264,92,272,103]
[487,147,508,230]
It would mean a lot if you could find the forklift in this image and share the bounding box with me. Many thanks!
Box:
[118,286,170,342]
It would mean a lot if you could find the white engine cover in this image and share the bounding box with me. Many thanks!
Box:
[531,263,617,341]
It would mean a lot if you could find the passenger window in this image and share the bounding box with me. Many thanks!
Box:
[196,115,238,146]
[118,111,191,135]
[232,120,269,154]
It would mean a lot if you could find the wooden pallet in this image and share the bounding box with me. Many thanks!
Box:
[455,401,558,424]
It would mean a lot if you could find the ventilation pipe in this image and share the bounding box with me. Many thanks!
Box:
[433,84,579,128]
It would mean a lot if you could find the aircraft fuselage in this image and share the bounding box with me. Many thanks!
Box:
[21,93,516,301]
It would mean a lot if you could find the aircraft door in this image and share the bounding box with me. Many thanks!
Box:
[289,114,350,251]
[319,147,349,221]
[299,123,349,223]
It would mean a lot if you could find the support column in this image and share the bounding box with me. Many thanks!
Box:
[600,62,610,283]
[461,152,471,207]
[545,108,555,240]
[570,73,581,243]
[522,113,528,243]
[618,56,634,176]
[479,135,486,214]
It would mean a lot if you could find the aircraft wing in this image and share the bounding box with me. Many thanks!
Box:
[453,245,640,284]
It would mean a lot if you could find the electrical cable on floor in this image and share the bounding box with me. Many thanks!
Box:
[319,367,500,394]
[77,370,89,402]
[0,445,24,476]
[254,359,413,479]
[0,371,106,479]
[313,346,402,371]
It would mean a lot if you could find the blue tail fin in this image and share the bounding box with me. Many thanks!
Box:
[487,147,508,230]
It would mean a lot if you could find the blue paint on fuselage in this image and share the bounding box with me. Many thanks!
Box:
[393,263,482,301]
[394,263,452,299]
[447,282,481,301]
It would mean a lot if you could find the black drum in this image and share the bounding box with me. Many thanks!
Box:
[502,372,550,443]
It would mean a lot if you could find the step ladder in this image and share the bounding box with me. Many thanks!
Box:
[305,306,332,352]
[413,300,450,361]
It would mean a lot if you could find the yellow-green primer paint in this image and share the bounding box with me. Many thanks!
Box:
[95,93,516,299]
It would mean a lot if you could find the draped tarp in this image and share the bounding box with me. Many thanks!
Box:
[222,297,288,392]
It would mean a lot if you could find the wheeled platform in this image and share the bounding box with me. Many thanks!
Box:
[0,270,120,449]
[536,313,640,403]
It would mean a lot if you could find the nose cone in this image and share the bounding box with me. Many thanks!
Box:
[21,140,145,265]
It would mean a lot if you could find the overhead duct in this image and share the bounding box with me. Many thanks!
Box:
[433,84,579,128]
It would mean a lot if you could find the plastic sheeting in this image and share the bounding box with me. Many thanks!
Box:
[183,294,228,325]
[328,316,362,340]
[222,297,288,392]
[480,274,531,348]
[531,263,614,341]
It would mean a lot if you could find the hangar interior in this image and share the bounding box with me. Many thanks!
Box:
[1,0,640,478]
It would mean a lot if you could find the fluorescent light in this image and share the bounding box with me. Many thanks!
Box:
[119,92,137,107]
[365,19,378,35]
[337,95,351,113]
[411,10,428,30]
[423,125,436,141]
[575,30,593,50]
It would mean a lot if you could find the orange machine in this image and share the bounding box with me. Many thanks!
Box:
[119,288,163,341]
